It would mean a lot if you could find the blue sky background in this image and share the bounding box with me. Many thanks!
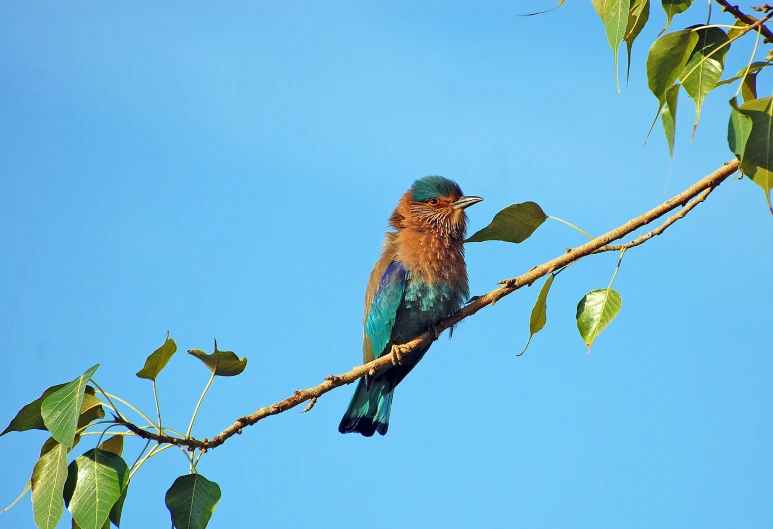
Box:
[1,2,771,528]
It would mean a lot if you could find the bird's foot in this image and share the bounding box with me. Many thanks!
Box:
[390,344,409,366]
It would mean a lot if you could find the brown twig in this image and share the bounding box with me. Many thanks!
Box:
[118,159,740,451]
[715,0,773,42]
[594,186,715,252]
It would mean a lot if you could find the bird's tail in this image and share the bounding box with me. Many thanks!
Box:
[338,378,393,436]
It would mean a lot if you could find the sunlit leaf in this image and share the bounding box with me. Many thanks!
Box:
[661,83,680,157]
[520,274,556,355]
[737,97,773,212]
[2,385,96,436]
[98,435,123,457]
[41,365,100,447]
[592,0,607,19]
[680,27,729,136]
[188,345,248,377]
[66,449,129,529]
[602,0,632,91]
[136,334,178,381]
[31,443,68,529]
[576,289,622,353]
[165,474,221,529]
[466,202,547,243]
[647,29,699,106]
[661,0,694,32]
[624,0,650,84]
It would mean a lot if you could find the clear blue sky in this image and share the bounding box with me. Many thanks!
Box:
[1,2,771,528]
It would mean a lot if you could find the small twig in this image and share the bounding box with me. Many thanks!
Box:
[715,0,773,42]
[301,397,318,413]
[594,186,715,252]
[116,159,739,452]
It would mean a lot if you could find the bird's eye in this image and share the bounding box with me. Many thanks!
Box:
[428,198,439,205]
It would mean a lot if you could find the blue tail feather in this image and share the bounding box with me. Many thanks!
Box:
[338,378,393,436]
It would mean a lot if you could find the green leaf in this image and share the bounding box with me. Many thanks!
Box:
[741,73,757,103]
[40,434,81,457]
[41,365,100,447]
[466,202,547,243]
[188,345,248,377]
[624,0,650,84]
[647,29,699,106]
[661,0,694,32]
[520,274,556,355]
[165,474,221,529]
[728,96,753,161]
[726,20,747,40]
[136,334,178,381]
[661,83,680,157]
[737,97,773,212]
[576,289,622,353]
[97,435,124,457]
[31,442,68,529]
[715,61,770,88]
[680,27,729,135]
[66,449,129,529]
[602,0,631,91]
[108,485,128,528]
[2,385,96,436]
[592,0,606,20]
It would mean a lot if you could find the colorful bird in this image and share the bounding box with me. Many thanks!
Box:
[338,176,482,436]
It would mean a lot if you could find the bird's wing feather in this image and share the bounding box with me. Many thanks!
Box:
[363,261,407,364]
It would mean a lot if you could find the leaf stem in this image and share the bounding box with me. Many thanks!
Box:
[734,29,764,99]
[105,392,159,430]
[186,372,216,439]
[607,248,627,290]
[89,379,126,422]
[0,480,30,514]
[152,379,163,433]
[547,216,594,239]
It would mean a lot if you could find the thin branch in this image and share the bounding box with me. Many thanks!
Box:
[594,186,715,252]
[714,0,773,42]
[117,159,740,451]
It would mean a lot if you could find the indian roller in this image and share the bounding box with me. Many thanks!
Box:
[338,176,482,436]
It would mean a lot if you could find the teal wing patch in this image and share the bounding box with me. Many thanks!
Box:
[365,261,407,360]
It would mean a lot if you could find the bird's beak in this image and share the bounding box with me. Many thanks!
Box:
[451,196,483,210]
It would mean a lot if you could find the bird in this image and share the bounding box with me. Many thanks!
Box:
[338,176,482,436]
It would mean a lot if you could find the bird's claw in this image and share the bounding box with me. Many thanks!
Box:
[390,344,407,366]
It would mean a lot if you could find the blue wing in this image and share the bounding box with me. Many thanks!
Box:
[364,261,407,362]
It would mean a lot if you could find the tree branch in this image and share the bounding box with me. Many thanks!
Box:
[118,159,740,451]
[715,0,773,42]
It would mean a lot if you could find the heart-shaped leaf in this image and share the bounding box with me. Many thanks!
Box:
[65,449,129,529]
[165,474,221,529]
[466,202,547,244]
[2,385,96,436]
[576,289,622,354]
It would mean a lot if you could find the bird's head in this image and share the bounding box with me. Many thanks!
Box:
[389,176,483,239]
